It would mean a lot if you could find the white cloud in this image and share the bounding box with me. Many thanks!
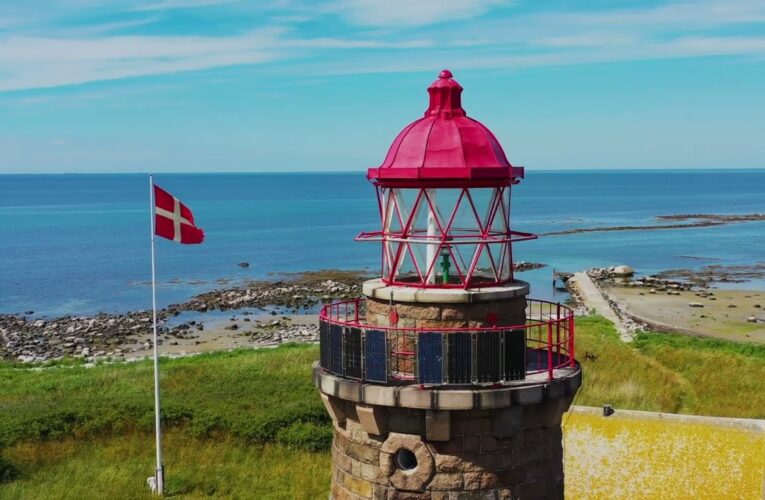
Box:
[293,34,765,77]
[132,0,242,11]
[0,29,284,91]
[0,26,436,91]
[327,0,506,27]
[0,0,764,92]
[532,33,638,48]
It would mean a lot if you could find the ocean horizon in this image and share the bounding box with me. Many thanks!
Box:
[2,169,764,317]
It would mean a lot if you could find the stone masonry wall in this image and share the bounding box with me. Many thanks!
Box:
[365,296,527,329]
[364,296,528,378]
[328,396,573,500]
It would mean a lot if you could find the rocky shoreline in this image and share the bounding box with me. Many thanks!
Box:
[0,270,366,363]
[582,262,765,291]
[1,263,548,364]
[541,213,765,237]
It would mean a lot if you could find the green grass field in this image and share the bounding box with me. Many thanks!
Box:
[1,316,765,498]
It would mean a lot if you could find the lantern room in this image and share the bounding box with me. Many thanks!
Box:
[357,70,536,288]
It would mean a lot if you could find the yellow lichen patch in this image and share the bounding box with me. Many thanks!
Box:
[563,410,765,499]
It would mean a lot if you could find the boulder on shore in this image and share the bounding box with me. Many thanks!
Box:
[612,265,634,277]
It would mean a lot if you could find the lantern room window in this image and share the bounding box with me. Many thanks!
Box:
[357,186,534,288]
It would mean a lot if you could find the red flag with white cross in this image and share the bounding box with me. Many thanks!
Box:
[153,184,205,244]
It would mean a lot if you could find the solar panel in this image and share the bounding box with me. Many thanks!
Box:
[503,329,526,381]
[417,332,443,384]
[477,331,500,383]
[319,320,330,370]
[343,327,362,379]
[364,329,387,382]
[447,332,472,384]
[330,324,343,374]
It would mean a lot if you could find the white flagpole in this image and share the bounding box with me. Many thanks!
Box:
[149,174,165,495]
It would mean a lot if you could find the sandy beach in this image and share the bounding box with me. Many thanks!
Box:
[606,285,765,343]
[124,313,319,358]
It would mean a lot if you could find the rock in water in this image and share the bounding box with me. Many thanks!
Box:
[238,262,250,268]
[612,265,634,277]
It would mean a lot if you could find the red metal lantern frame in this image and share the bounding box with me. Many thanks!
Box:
[356,184,536,288]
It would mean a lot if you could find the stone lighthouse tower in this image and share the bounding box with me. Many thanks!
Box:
[314,70,581,499]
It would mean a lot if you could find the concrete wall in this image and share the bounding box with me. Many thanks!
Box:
[563,407,765,499]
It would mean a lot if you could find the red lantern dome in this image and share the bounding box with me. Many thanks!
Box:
[358,70,536,289]
[367,69,524,188]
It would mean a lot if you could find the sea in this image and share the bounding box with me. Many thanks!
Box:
[1,170,764,317]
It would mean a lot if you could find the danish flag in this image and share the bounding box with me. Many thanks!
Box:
[153,184,205,244]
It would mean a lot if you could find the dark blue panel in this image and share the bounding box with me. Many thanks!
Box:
[344,327,362,379]
[364,329,387,383]
[418,333,443,384]
[319,320,330,369]
[330,324,343,374]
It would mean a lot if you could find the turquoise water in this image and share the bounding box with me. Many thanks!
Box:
[1,170,764,316]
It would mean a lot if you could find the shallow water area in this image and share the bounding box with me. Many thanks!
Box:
[2,170,764,316]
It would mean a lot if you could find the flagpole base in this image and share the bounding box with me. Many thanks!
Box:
[147,466,165,495]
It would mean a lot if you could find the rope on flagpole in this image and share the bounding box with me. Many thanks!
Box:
[148,174,165,495]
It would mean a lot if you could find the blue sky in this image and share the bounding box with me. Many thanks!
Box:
[0,0,764,173]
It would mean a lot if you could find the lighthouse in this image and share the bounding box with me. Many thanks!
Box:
[314,70,581,499]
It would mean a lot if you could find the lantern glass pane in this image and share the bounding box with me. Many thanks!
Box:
[498,243,512,281]
[376,185,516,287]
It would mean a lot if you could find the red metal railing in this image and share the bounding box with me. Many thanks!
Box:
[318,298,576,385]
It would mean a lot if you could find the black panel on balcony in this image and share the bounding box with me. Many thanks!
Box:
[503,329,526,381]
[476,331,500,383]
[364,329,387,382]
[447,332,472,384]
[330,324,343,374]
[319,320,330,370]
[344,327,362,379]
[417,332,443,384]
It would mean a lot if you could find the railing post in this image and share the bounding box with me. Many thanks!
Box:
[569,314,575,368]
[547,322,554,381]
[354,297,360,323]
[556,302,561,359]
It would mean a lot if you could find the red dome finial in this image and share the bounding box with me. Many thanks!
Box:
[426,69,465,119]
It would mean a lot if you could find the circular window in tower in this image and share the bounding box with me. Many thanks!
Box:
[394,448,418,471]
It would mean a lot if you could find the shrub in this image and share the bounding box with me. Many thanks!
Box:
[0,457,19,484]
[276,422,333,452]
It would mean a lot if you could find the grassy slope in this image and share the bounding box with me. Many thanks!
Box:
[576,316,765,417]
[0,344,331,449]
[1,432,330,499]
[2,317,765,498]
[632,330,765,417]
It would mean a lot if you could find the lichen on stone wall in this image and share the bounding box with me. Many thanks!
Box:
[563,410,765,499]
